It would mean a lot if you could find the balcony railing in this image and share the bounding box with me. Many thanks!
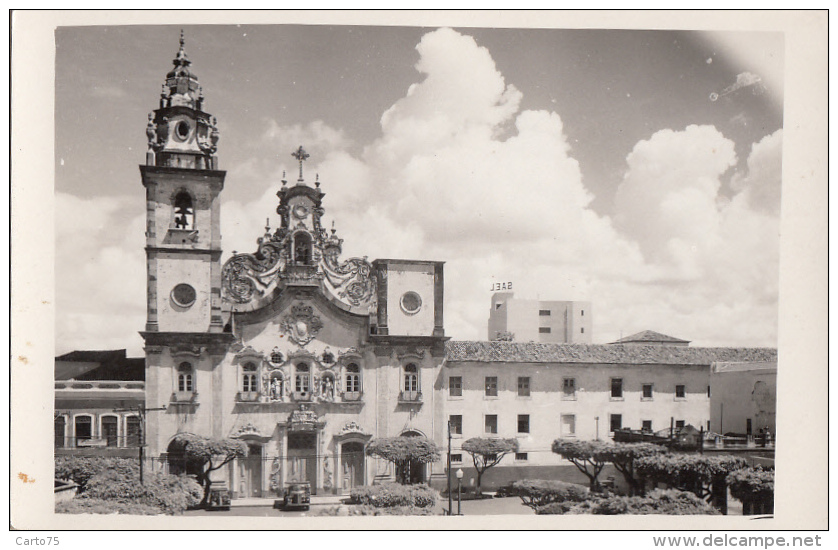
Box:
[236,391,260,403]
[342,391,363,402]
[398,390,423,403]
[171,391,198,404]
[292,391,313,402]
[55,381,145,391]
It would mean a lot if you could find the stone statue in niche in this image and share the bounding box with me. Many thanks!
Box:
[270,377,283,401]
[320,376,335,402]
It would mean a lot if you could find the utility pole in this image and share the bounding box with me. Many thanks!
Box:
[447,420,452,516]
[114,404,166,484]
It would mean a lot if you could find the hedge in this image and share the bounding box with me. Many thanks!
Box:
[314,504,440,516]
[350,483,437,508]
[509,480,589,510]
[579,489,721,515]
[727,467,774,505]
[55,498,163,516]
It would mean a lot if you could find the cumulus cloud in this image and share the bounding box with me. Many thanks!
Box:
[55,192,146,355]
[55,28,782,354]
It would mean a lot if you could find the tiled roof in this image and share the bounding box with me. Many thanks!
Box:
[711,361,778,373]
[55,350,144,381]
[55,349,127,363]
[73,358,145,381]
[610,330,690,344]
[445,341,777,365]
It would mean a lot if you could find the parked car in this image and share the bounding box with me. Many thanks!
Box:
[278,481,311,511]
[207,480,231,511]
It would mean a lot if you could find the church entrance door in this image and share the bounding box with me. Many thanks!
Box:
[341,441,365,493]
[241,443,263,498]
[287,432,317,495]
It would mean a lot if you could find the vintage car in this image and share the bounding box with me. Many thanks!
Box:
[207,480,231,511]
[277,481,311,511]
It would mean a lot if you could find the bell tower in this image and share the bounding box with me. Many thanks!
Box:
[140,32,225,334]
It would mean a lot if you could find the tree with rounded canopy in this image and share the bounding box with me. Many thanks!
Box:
[365,436,440,484]
[635,454,749,513]
[600,442,669,496]
[727,466,774,515]
[551,439,612,490]
[169,433,247,508]
[461,437,519,495]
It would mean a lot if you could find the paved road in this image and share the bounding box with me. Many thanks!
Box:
[184,496,534,517]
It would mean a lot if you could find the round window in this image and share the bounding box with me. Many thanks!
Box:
[175,120,190,140]
[400,291,422,315]
[171,283,196,308]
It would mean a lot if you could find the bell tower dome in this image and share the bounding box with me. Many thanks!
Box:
[145,30,219,170]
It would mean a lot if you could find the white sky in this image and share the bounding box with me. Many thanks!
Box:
[52,21,786,355]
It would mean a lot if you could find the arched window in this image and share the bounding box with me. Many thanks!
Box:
[404,363,419,393]
[101,415,119,447]
[174,191,194,229]
[125,416,141,447]
[74,415,93,447]
[293,233,312,264]
[295,363,310,393]
[241,362,258,393]
[177,362,194,392]
[345,363,360,393]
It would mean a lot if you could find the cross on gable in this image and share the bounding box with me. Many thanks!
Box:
[291,145,310,181]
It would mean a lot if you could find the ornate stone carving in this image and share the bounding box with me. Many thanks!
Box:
[322,456,333,491]
[286,347,316,360]
[221,241,284,304]
[397,347,426,360]
[234,345,263,361]
[281,304,323,347]
[322,255,377,307]
[338,421,370,437]
[232,422,262,438]
[171,344,203,357]
[287,404,321,432]
[269,457,282,494]
[338,347,362,360]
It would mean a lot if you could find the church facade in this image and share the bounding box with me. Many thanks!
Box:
[49,36,778,500]
[140,37,446,498]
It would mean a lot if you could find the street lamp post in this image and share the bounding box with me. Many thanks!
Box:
[113,404,166,484]
[447,420,452,516]
[456,468,464,516]
[595,416,600,441]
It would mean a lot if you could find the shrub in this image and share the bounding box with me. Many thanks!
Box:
[584,489,721,515]
[79,467,203,515]
[512,480,589,510]
[349,483,437,508]
[535,501,581,515]
[314,504,439,516]
[54,456,138,494]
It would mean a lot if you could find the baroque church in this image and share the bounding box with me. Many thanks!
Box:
[140,36,446,497]
[55,36,778,501]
